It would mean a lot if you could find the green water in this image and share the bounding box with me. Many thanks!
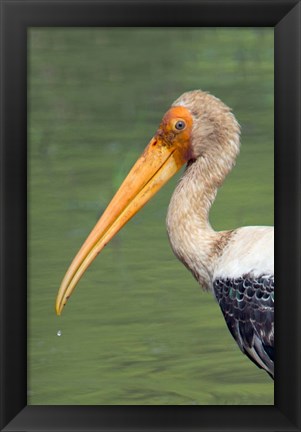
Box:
[28,28,274,405]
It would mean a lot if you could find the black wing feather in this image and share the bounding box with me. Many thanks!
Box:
[213,275,274,378]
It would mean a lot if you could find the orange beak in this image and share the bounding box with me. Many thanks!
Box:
[55,126,190,315]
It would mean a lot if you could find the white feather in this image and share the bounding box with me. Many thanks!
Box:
[214,226,274,280]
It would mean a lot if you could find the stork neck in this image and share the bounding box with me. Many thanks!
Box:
[166,154,233,289]
[173,155,227,229]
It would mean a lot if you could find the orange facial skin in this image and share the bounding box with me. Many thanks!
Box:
[56,106,193,315]
[157,106,193,152]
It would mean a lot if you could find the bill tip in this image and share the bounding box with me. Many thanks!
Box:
[55,301,62,316]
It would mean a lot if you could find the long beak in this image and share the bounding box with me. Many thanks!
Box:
[56,135,187,315]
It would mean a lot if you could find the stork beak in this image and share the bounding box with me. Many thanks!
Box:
[56,134,189,315]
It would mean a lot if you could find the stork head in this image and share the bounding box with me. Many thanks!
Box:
[171,90,240,165]
[56,90,240,315]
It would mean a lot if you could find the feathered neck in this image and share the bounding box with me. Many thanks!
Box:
[166,134,240,290]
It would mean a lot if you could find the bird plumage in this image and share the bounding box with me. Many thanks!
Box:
[214,275,274,377]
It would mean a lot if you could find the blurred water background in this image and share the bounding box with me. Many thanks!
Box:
[28,28,274,405]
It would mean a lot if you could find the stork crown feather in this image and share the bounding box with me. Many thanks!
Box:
[173,90,241,174]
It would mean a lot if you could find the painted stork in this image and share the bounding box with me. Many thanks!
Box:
[56,90,274,378]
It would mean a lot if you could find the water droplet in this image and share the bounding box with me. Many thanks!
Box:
[57,330,62,337]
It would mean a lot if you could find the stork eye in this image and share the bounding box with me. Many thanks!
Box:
[175,120,186,131]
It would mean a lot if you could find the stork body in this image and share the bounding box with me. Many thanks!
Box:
[56,90,274,379]
[167,164,274,377]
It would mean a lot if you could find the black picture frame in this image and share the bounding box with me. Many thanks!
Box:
[1,0,300,431]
